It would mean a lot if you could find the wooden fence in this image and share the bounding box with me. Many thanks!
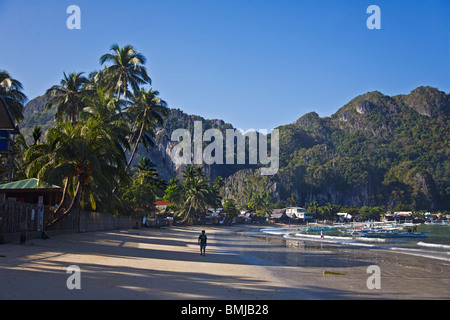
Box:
[0,200,39,234]
[0,199,139,243]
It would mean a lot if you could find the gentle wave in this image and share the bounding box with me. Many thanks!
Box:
[262,230,291,235]
[262,229,299,236]
[387,246,450,262]
[417,242,450,250]
[293,233,352,241]
[283,234,384,248]
[262,229,387,244]
[261,229,450,262]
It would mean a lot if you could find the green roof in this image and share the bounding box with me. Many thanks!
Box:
[0,178,62,190]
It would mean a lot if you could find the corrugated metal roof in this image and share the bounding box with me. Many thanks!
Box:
[0,178,61,190]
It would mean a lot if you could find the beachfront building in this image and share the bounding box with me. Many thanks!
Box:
[268,207,314,224]
[205,208,224,225]
[268,208,288,223]
[0,178,63,206]
[285,207,314,222]
[143,200,173,227]
[236,211,266,224]
[384,211,413,222]
[337,212,353,222]
[0,97,20,183]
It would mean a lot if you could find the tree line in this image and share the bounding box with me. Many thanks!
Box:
[1,44,172,227]
[2,47,447,227]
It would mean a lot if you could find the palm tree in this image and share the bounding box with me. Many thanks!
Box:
[321,202,340,221]
[307,201,319,219]
[99,44,151,101]
[288,193,297,207]
[81,87,131,151]
[124,88,168,171]
[134,156,156,173]
[81,86,120,120]
[214,176,225,197]
[180,176,211,224]
[26,119,127,228]
[169,177,179,186]
[7,133,29,181]
[0,69,27,123]
[253,191,274,217]
[32,126,42,145]
[133,156,166,196]
[182,165,204,182]
[44,72,90,123]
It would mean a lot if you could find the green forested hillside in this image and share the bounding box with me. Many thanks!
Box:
[20,86,450,211]
[277,86,449,211]
[19,95,53,145]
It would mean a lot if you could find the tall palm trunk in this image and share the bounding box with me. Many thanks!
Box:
[180,202,193,225]
[46,180,81,229]
[116,72,123,101]
[125,118,145,172]
[53,178,69,214]
[112,118,145,194]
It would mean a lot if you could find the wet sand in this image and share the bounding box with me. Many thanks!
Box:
[1,224,449,299]
[223,226,450,299]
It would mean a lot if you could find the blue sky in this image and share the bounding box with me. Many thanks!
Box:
[0,0,449,130]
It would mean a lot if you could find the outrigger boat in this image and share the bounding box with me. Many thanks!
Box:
[304,226,336,232]
[359,231,428,238]
[338,223,428,239]
[425,221,450,226]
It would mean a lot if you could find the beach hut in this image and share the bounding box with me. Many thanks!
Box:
[268,209,290,223]
[144,200,173,227]
[235,216,251,224]
[0,178,63,206]
[153,200,172,214]
[205,208,224,225]
[393,211,413,223]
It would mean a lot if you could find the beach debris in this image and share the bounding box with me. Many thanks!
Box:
[323,270,348,276]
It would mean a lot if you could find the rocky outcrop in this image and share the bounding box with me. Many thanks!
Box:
[20,86,450,210]
[223,169,280,206]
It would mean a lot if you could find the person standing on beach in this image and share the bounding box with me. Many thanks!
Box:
[198,230,207,256]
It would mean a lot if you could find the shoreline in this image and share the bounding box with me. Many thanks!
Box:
[0,224,449,299]
[210,224,450,299]
[259,223,450,262]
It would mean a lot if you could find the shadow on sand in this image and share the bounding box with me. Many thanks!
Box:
[0,227,383,299]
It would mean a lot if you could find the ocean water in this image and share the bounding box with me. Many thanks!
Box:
[259,224,450,262]
[416,224,450,247]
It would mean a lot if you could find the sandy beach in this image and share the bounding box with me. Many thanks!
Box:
[1,224,449,300]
